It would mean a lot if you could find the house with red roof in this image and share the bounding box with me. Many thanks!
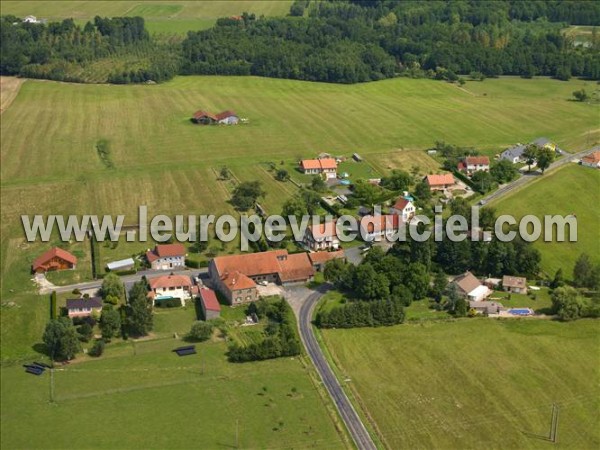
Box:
[146,244,186,270]
[424,173,455,191]
[208,249,314,304]
[390,197,415,222]
[32,247,77,273]
[199,287,221,320]
[581,151,600,169]
[458,156,490,175]
[147,274,193,306]
[299,158,338,178]
[303,220,340,251]
[308,250,346,271]
[191,110,239,125]
[359,214,401,241]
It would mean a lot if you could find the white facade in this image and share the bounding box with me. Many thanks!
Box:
[390,201,415,222]
[151,256,185,271]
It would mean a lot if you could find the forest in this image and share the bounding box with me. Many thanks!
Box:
[1,1,599,84]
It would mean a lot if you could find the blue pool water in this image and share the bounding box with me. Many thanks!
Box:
[509,308,532,316]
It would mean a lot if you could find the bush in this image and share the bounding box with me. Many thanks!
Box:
[115,269,137,276]
[155,298,182,308]
[315,298,405,328]
[77,323,93,342]
[187,321,214,342]
[89,339,105,357]
[72,288,81,295]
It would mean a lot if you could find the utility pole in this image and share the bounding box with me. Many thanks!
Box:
[235,419,239,449]
[49,367,55,403]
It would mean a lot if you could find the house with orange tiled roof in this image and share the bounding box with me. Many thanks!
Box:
[32,247,77,273]
[424,173,455,191]
[390,197,415,222]
[208,250,314,304]
[303,220,340,251]
[147,274,193,306]
[146,244,186,270]
[308,250,346,271]
[581,151,600,169]
[359,214,401,241]
[299,158,338,178]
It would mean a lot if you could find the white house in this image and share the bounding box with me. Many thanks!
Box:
[458,156,490,175]
[303,221,340,251]
[452,271,491,302]
[500,144,526,164]
[390,197,415,222]
[215,110,240,125]
[148,274,193,306]
[360,215,401,241]
[299,158,337,178]
[145,244,186,270]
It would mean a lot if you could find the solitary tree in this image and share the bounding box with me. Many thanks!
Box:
[275,169,289,181]
[219,166,231,180]
[99,308,121,341]
[310,175,327,193]
[187,321,214,342]
[101,273,124,302]
[43,317,81,361]
[536,147,555,174]
[126,281,153,337]
[572,88,588,102]
[522,144,538,172]
[551,286,582,321]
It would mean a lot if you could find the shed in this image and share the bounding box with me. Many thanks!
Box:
[106,258,135,272]
[352,153,363,162]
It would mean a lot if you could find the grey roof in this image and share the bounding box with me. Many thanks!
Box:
[66,297,103,309]
[532,137,551,146]
[501,144,526,160]
[469,301,505,313]
[106,257,135,271]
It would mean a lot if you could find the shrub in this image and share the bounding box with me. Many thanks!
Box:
[187,321,214,342]
[77,323,93,342]
[72,288,81,295]
[89,339,105,357]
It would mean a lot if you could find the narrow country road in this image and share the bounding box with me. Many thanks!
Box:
[481,146,599,205]
[296,285,378,450]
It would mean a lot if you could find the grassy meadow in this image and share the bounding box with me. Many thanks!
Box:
[492,163,600,276]
[0,1,293,34]
[320,319,600,449]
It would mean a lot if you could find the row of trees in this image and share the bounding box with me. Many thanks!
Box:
[227,298,301,362]
[315,297,405,328]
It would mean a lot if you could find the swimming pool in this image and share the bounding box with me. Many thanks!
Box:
[509,308,533,316]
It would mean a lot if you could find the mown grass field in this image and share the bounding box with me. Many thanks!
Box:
[0,1,293,34]
[1,337,346,450]
[320,319,600,449]
[492,164,600,277]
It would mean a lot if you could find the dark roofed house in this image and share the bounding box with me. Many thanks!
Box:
[66,297,103,318]
[199,288,221,320]
[146,244,186,270]
[32,247,77,273]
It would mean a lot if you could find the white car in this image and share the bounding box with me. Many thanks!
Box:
[258,280,268,286]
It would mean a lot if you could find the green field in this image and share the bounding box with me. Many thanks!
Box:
[1,336,346,449]
[320,319,600,449]
[492,164,600,277]
[0,1,293,34]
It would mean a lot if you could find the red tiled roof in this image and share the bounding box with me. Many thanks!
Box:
[148,274,192,290]
[582,151,600,164]
[360,215,401,233]
[199,288,221,311]
[278,253,315,282]
[308,220,337,239]
[425,173,455,187]
[221,270,256,291]
[465,156,490,166]
[146,244,186,262]
[215,110,238,121]
[213,250,314,283]
[32,247,77,271]
[393,197,411,210]
[308,250,345,264]
[300,158,337,170]
[193,110,217,121]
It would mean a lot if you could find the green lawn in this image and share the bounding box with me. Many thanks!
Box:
[320,319,600,449]
[0,337,345,449]
[0,1,293,34]
[492,164,600,277]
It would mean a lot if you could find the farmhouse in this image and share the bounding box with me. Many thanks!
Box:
[502,275,528,294]
[581,151,600,168]
[191,110,239,125]
[66,297,103,318]
[299,158,338,178]
[147,274,193,306]
[303,220,340,251]
[500,144,526,164]
[360,214,401,241]
[458,156,490,175]
[308,250,345,271]
[390,197,415,222]
[32,247,77,273]
[424,173,455,191]
[452,271,491,302]
[209,250,314,304]
[199,287,221,320]
[146,244,186,270]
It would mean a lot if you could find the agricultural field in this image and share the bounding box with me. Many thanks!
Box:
[0,1,293,34]
[320,319,600,449]
[1,336,346,449]
[492,163,600,277]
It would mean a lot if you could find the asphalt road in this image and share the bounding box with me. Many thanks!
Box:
[297,285,378,450]
[480,146,599,205]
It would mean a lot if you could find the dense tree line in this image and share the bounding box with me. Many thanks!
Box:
[227,298,301,362]
[180,1,600,83]
[315,297,405,328]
